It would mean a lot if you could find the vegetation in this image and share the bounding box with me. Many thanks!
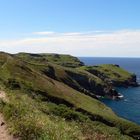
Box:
[79,64,137,86]
[0,52,140,140]
[0,91,134,140]
[16,52,84,68]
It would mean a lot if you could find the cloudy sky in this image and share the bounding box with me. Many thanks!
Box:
[0,0,140,57]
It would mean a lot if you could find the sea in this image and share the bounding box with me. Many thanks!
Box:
[79,57,140,125]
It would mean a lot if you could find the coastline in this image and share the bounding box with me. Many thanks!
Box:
[80,57,140,125]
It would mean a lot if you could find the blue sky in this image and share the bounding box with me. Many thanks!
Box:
[0,0,140,57]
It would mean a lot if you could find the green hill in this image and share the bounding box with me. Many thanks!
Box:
[79,64,138,87]
[16,52,84,68]
[0,52,140,140]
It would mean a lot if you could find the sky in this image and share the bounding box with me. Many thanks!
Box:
[0,0,140,57]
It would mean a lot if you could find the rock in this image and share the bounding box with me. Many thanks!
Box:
[114,64,120,67]
[1,122,5,126]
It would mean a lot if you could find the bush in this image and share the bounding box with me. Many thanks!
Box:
[6,78,21,89]
[48,104,89,122]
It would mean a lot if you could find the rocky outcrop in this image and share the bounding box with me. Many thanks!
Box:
[2,52,139,100]
[78,64,139,99]
[111,74,139,87]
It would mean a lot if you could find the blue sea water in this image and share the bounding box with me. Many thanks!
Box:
[79,57,140,125]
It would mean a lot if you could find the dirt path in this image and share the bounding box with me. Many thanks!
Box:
[0,91,17,140]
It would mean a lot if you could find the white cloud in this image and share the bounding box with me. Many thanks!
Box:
[0,30,140,57]
[32,31,55,35]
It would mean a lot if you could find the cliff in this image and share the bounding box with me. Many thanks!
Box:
[16,53,138,98]
[0,52,140,140]
[79,64,138,87]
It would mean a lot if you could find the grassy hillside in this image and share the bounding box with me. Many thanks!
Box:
[16,52,84,68]
[79,64,137,86]
[16,53,138,96]
[0,52,140,140]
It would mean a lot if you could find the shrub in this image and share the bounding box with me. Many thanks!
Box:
[48,104,89,122]
[6,78,21,89]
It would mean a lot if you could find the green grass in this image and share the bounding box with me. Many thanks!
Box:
[0,52,140,139]
[0,93,83,140]
[79,64,135,83]
[16,53,84,68]
[0,90,134,140]
[31,62,105,97]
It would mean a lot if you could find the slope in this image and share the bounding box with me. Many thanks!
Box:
[0,52,140,139]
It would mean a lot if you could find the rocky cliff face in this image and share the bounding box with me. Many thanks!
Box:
[111,74,138,87]
[89,68,138,87]
[77,64,139,99]
[15,53,139,99]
